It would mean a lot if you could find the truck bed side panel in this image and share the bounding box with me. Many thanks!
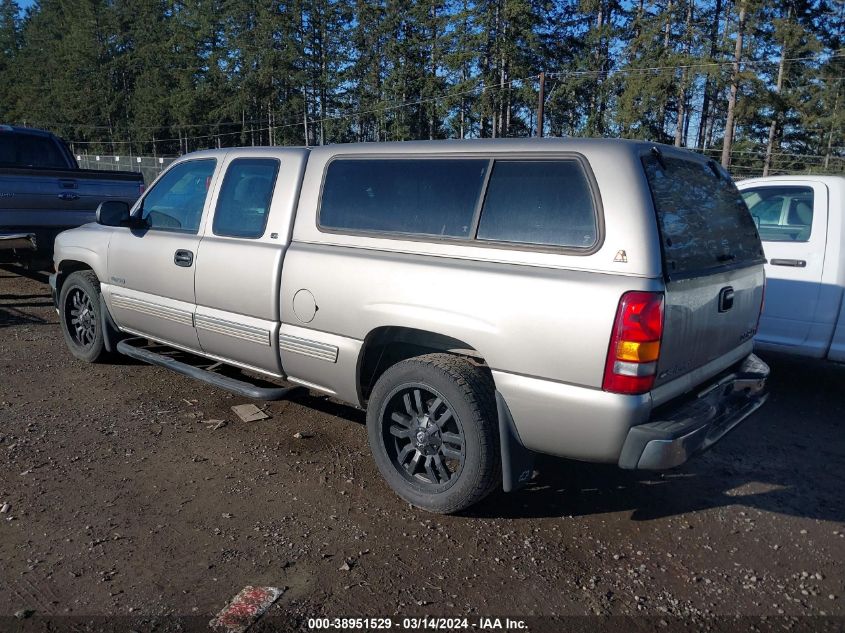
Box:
[828,293,845,362]
[279,241,659,398]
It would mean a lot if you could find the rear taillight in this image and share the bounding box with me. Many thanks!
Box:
[602,291,665,395]
[755,273,766,334]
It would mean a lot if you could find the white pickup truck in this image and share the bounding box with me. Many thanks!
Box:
[738,175,845,362]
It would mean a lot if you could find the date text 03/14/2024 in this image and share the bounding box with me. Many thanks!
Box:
[306,617,528,630]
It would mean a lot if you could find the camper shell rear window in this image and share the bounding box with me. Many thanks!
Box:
[642,150,765,279]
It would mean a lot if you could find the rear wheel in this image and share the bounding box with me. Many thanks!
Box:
[58,271,108,363]
[367,353,500,514]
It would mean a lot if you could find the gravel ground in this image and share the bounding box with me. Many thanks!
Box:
[1,265,843,631]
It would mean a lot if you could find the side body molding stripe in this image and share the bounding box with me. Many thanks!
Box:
[111,294,193,326]
[279,333,339,363]
[195,314,271,346]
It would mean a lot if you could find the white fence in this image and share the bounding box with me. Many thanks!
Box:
[75,154,177,184]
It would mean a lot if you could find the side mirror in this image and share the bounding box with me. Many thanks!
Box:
[96,200,131,227]
[752,214,761,229]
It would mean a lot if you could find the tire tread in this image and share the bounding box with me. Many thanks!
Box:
[368,352,501,514]
[59,270,108,363]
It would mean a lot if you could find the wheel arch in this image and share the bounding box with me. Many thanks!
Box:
[356,327,535,497]
[55,259,95,296]
[356,325,489,405]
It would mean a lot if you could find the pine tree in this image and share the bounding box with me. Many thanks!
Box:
[0,0,839,174]
[9,0,120,151]
[346,0,387,142]
[696,0,726,150]
[614,0,677,141]
[443,0,481,138]
[474,0,542,138]
[113,0,180,154]
[721,0,749,167]
[0,0,21,121]
[301,0,353,145]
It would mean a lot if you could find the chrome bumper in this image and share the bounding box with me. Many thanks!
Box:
[0,232,37,251]
[618,354,770,470]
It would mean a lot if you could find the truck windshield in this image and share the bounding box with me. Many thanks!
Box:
[642,151,765,279]
[0,133,71,169]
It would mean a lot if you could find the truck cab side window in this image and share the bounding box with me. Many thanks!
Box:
[213,158,280,238]
[139,159,216,233]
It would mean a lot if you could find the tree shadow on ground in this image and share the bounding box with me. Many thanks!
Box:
[0,264,50,284]
[0,304,50,328]
[0,265,54,328]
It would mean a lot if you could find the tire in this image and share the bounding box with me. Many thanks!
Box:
[367,353,501,514]
[58,270,109,363]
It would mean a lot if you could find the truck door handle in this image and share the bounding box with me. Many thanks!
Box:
[718,286,734,312]
[174,249,194,267]
[57,192,79,201]
[770,259,806,268]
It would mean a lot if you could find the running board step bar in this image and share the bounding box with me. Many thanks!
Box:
[116,337,304,401]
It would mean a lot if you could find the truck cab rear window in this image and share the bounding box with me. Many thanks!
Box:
[642,152,764,278]
[741,186,814,242]
[476,160,597,248]
[213,158,280,238]
[0,134,70,169]
[319,158,488,238]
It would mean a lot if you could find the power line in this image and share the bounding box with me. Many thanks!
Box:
[692,147,844,159]
[27,52,844,139]
[547,52,844,80]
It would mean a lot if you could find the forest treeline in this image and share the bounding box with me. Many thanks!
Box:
[0,0,842,176]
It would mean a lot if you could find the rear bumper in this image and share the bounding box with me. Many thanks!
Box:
[618,354,769,469]
[0,232,37,251]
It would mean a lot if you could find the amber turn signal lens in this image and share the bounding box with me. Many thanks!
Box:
[616,340,660,363]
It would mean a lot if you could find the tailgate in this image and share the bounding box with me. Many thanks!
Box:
[656,266,764,386]
[0,169,142,229]
[641,148,766,387]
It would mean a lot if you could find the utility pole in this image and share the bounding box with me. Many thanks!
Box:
[824,84,840,170]
[537,72,545,137]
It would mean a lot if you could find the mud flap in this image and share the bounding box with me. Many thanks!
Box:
[496,390,535,493]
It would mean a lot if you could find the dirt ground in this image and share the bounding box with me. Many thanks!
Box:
[1,265,844,632]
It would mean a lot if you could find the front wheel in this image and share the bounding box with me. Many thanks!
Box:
[58,271,108,363]
[367,353,501,514]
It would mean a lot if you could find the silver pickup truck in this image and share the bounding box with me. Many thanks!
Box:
[50,139,770,513]
[0,125,144,268]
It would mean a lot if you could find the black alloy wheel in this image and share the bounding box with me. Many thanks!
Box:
[58,270,108,363]
[65,285,97,349]
[381,384,466,491]
[366,353,501,513]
